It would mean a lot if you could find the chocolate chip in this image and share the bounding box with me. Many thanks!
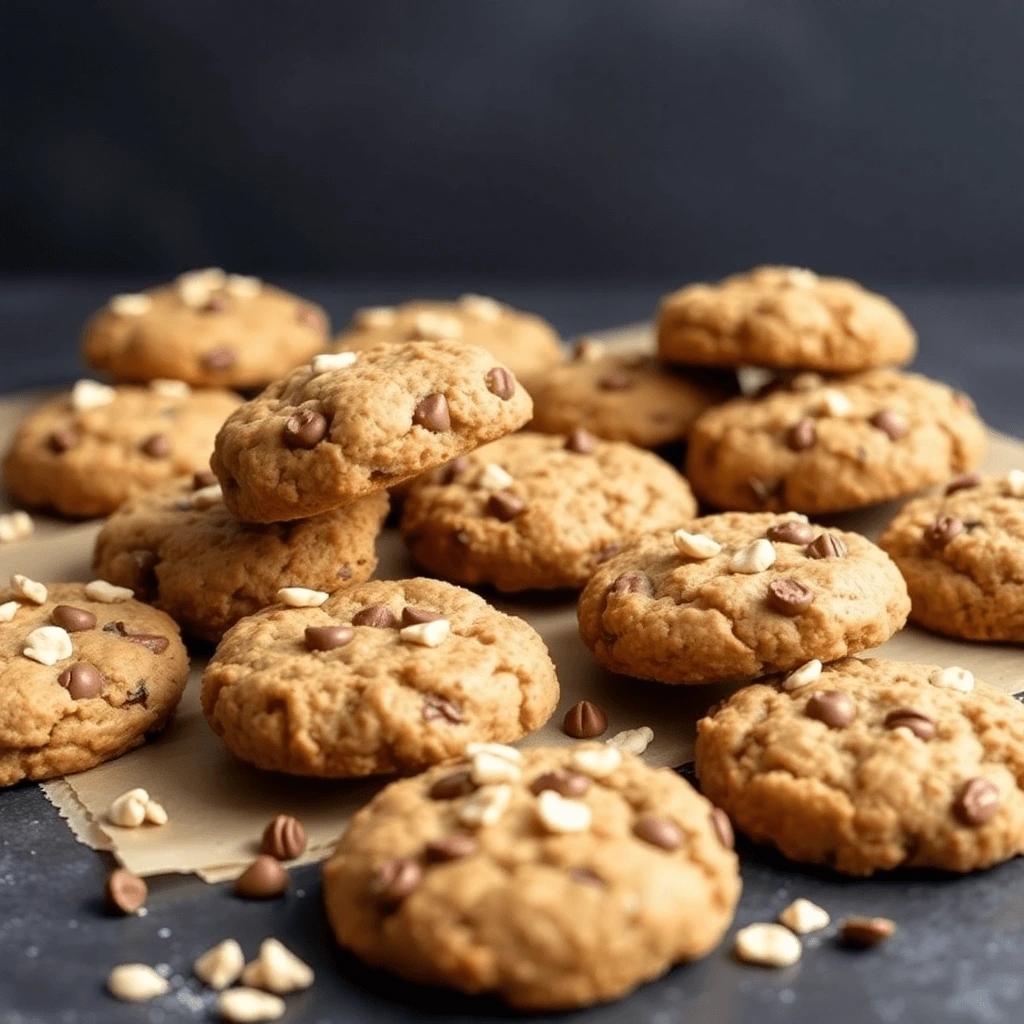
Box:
[104,868,148,915]
[805,533,848,559]
[51,605,96,632]
[530,770,591,799]
[260,814,307,860]
[485,367,516,400]
[884,707,935,741]
[439,456,470,484]
[202,346,236,370]
[370,858,422,906]
[610,571,653,596]
[140,433,171,458]
[193,470,217,490]
[924,515,964,549]
[352,604,398,629]
[234,855,289,898]
[786,418,816,451]
[412,393,450,432]
[562,700,608,739]
[487,491,525,521]
[870,409,908,440]
[598,370,633,391]
[749,477,782,504]
[283,408,328,448]
[104,621,170,654]
[634,815,683,850]
[806,691,856,728]
[401,606,444,626]
[710,808,734,849]
[946,472,982,494]
[594,544,621,564]
[954,777,1000,825]
[422,694,463,724]
[429,769,475,800]
[336,564,353,580]
[124,681,149,707]
[57,663,105,700]
[304,625,354,651]
[568,867,605,887]
[49,429,79,453]
[840,917,897,948]
[766,521,815,545]
[296,305,325,331]
[766,578,814,616]
[565,428,598,454]
[425,835,477,862]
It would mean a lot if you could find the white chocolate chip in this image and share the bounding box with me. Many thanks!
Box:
[536,789,592,833]
[194,939,245,990]
[477,463,514,490]
[0,512,34,544]
[149,378,192,399]
[734,922,802,967]
[412,311,463,340]
[240,938,314,995]
[570,744,622,778]
[816,388,853,417]
[784,267,819,289]
[465,742,522,763]
[23,626,72,666]
[84,579,134,603]
[109,293,153,317]
[107,963,170,1002]
[276,587,329,608]
[673,529,721,560]
[470,751,522,786]
[1004,470,1024,498]
[606,726,654,756]
[779,898,831,934]
[400,618,451,648]
[71,379,117,412]
[144,799,168,825]
[225,274,262,299]
[458,784,511,828]
[459,293,503,321]
[311,351,358,374]
[0,601,18,622]
[190,484,223,510]
[930,666,974,693]
[107,788,151,828]
[12,574,47,604]
[783,659,822,691]
[789,372,825,392]
[216,987,286,1022]
[354,306,396,329]
[729,539,777,574]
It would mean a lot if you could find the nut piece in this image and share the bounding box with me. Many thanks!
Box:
[240,938,314,995]
[12,574,47,604]
[84,579,134,603]
[729,539,777,574]
[107,963,169,1002]
[570,744,622,778]
[311,351,358,374]
[104,868,148,915]
[779,898,830,934]
[144,799,168,825]
[23,626,73,666]
[783,659,823,691]
[840,916,897,948]
[234,856,289,899]
[816,388,853,417]
[225,274,261,298]
[276,586,329,608]
[71,379,116,411]
[107,788,166,828]
[477,463,514,490]
[0,511,33,543]
[399,618,451,648]
[673,529,722,560]
[109,293,153,316]
[194,938,245,990]
[190,484,224,509]
[562,700,608,739]
[458,784,511,828]
[734,922,803,967]
[1004,469,1024,498]
[606,726,654,755]
[0,601,18,622]
[150,378,192,398]
[460,293,503,320]
[412,311,463,340]
[354,305,396,328]
[216,987,286,1022]
[536,789,592,833]
[260,815,308,861]
[930,666,974,693]
[465,741,522,762]
[470,750,522,785]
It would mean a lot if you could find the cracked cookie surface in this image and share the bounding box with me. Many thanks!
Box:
[694,657,1024,874]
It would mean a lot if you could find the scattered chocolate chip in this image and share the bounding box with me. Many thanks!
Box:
[884,707,936,741]
[422,694,463,724]
[568,867,604,887]
[710,808,734,849]
[283,408,328,448]
[530,770,591,799]
[429,769,476,800]
[749,477,782,504]
[487,491,525,521]
[946,472,982,494]
[401,606,444,626]
[58,663,105,700]
[766,521,815,545]
[202,346,236,370]
[304,625,354,651]
[439,456,470,484]
[124,681,149,707]
[594,544,621,564]
[766,578,815,616]
[51,605,96,632]
[49,429,79,453]
[234,855,289,899]
[565,428,598,454]
[260,814,307,860]
[610,571,653,596]
[562,700,608,739]
[352,604,398,629]
[412,393,450,432]
[954,777,1000,825]
[598,370,633,391]
[869,409,908,441]
[485,367,516,400]
[201,293,229,313]
[370,858,422,906]
[425,835,477,862]
[634,815,683,851]
[805,533,848,559]
[193,470,217,490]
[140,433,171,458]
[786,418,816,451]
[806,691,857,729]
[924,515,964,549]
[840,917,897,949]
[104,868,148,915]
[104,621,169,654]
[296,305,325,331]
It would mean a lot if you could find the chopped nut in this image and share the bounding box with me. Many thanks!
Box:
[144,799,168,825]
[311,351,358,374]
[107,788,165,828]
[0,511,33,543]
[411,311,462,339]
[477,463,514,490]
[458,784,511,828]
[673,529,722,560]
[536,789,592,833]
[109,293,153,317]
[0,601,18,622]
[570,744,622,778]
[216,987,286,1022]
[194,938,245,990]
[353,306,396,328]
[465,742,521,763]
[785,267,819,289]
[729,539,777,574]
[459,293,503,321]
[930,666,974,693]
[190,484,223,509]
[149,378,192,398]
[470,750,522,785]
[276,587,329,608]
[734,922,802,967]
[606,726,654,756]
[225,274,262,299]
[84,579,134,603]
[71,379,116,412]
[816,388,853,417]
[783,659,823,691]
[240,938,314,995]
[23,626,73,666]
[177,267,225,307]
[107,962,169,1002]
[1004,469,1024,498]
[12,574,47,604]
[574,338,605,362]
[779,898,831,934]
[399,618,451,648]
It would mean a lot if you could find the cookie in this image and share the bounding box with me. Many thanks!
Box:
[878,471,1024,640]
[400,431,698,592]
[0,580,189,786]
[322,744,740,1009]
[92,478,388,643]
[524,340,736,448]
[82,269,329,389]
[685,369,986,514]
[201,578,559,777]
[694,656,1024,875]
[657,265,916,372]
[2,381,242,518]
[211,340,532,523]
[335,295,563,381]
[578,512,909,686]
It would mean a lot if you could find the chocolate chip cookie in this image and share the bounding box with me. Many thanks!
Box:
[685,369,986,513]
[201,578,559,777]
[322,744,740,1010]
[211,340,533,523]
[93,478,388,643]
[695,657,1024,874]
[3,381,242,518]
[657,266,916,372]
[82,269,329,388]
[578,512,909,685]
[0,580,189,785]
[400,431,698,592]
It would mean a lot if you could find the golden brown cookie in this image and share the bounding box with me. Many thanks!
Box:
[335,295,563,381]
[578,512,909,685]
[82,269,329,388]
[878,471,1024,640]
[0,580,189,786]
[212,340,532,523]
[92,477,388,643]
[400,431,698,592]
[323,744,740,1010]
[2,381,241,518]
[202,578,559,778]
[657,265,916,372]
[685,369,986,513]
[695,657,1024,875]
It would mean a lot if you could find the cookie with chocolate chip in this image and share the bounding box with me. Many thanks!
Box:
[577,512,909,685]
[685,369,986,513]
[878,472,1024,640]
[335,295,563,382]
[322,744,740,1010]
[211,340,533,523]
[0,581,188,785]
[657,265,916,372]
[2,382,241,518]
[93,478,388,643]
[82,269,329,388]
[400,431,697,592]
[202,578,559,777]
[695,656,1024,874]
